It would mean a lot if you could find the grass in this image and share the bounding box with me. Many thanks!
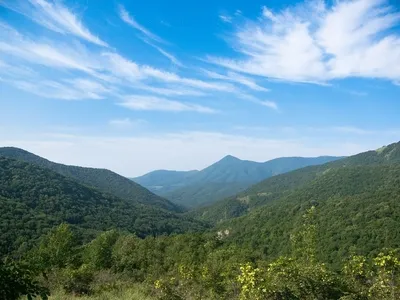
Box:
[48,286,156,300]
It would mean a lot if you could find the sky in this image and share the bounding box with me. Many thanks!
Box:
[0,0,399,177]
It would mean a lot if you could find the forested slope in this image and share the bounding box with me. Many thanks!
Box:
[194,141,400,223]
[0,157,206,255]
[0,147,181,212]
[211,164,400,268]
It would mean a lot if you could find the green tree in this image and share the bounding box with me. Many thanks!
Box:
[30,223,77,271]
[84,230,119,270]
[0,259,49,300]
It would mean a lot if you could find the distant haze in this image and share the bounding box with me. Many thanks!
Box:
[0,131,394,177]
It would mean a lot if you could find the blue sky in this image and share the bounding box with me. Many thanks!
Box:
[0,0,399,176]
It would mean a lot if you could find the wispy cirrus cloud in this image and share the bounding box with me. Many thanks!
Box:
[203,69,269,92]
[135,85,206,97]
[238,94,278,110]
[208,0,400,85]
[0,3,274,113]
[219,14,232,23]
[0,0,107,47]
[118,4,183,66]
[103,52,234,91]
[332,126,379,135]
[118,95,217,113]
[118,4,163,43]
[5,77,112,100]
[0,24,100,73]
[109,118,147,129]
[0,25,236,100]
[143,39,183,67]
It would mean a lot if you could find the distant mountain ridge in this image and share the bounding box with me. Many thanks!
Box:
[0,147,181,212]
[133,155,343,208]
[193,140,400,224]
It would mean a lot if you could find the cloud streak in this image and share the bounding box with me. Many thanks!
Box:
[4,77,111,100]
[118,4,164,43]
[208,0,400,84]
[0,25,237,104]
[1,0,107,46]
[109,118,147,129]
[118,5,183,66]
[118,95,217,113]
[204,69,269,91]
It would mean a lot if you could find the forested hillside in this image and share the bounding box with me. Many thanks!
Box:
[2,142,400,300]
[213,164,400,268]
[0,157,206,256]
[134,155,341,208]
[0,147,181,212]
[194,141,400,223]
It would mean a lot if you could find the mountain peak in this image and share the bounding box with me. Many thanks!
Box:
[220,155,241,162]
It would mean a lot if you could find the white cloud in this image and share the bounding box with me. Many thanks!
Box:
[238,94,278,110]
[118,95,217,113]
[119,5,163,43]
[203,69,269,91]
[118,5,183,66]
[135,85,205,96]
[0,26,236,101]
[0,25,101,74]
[103,52,144,81]
[259,100,278,110]
[208,0,400,84]
[141,66,235,91]
[332,126,377,135]
[1,0,107,47]
[143,39,183,67]
[219,14,232,23]
[6,77,111,100]
[103,52,234,92]
[109,118,147,129]
[0,59,38,78]
[0,17,270,112]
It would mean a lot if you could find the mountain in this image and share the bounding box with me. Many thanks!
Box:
[0,156,206,255]
[213,163,400,268]
[133,155,343,208]
[0,147,181,212]
[193,141,400,224]
[132,169,199,194]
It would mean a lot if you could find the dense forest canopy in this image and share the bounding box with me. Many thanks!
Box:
[0,147,181,212]
[0,156,206,256]
[1,141,400,299]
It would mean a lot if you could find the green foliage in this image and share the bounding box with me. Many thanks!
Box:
[2,142,400,299]
[202,163,400,268]
[0,156,207,255]
[3,210,400,300]
[62,265,94,296]
[0,258,49,300]
[29,224,78,271]
[0,147,181,212]
[84,230,120,270]
[343,249,400,300]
